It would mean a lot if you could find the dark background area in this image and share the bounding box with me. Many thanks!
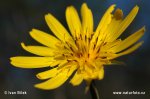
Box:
[0,0,150,99]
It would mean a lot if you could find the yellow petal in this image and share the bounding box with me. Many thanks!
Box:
[10,57,53,68]
[70,72,83,86]
[35,69,68,90]
[81,3,93,38]
[30,29,60,48]
[66,6,81,39]
[110,5,139,41]
[104,9,123,42]
[113,41,144,58]
[57,60,68,69]
[97,67,104,80]
[36,67,60,80]
[49,60,62,67]
[35,66,76,90]
[101,39,122,52]
[96,4,115,40]
[111,27,145,53]
[45,14,73,42]
[67,65,77,77]
[90,4,115,50]
[21,43,55,56]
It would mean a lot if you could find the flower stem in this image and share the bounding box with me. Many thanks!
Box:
[90,81,100,99]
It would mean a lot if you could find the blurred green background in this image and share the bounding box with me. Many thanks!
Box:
[0,0,150,99]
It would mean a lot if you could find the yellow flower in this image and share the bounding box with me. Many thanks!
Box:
[10,3,145,90]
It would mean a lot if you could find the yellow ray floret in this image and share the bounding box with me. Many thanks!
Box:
[36,67,61,80]
[66,6,81,39]
[10,57,54,68]
[30,29,60,48]
[21,43,55,56]
[10,3,145,90]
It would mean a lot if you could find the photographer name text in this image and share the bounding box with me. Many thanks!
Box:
[4,91,27,95]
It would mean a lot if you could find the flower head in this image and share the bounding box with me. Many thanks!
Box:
[10,3,145,90]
